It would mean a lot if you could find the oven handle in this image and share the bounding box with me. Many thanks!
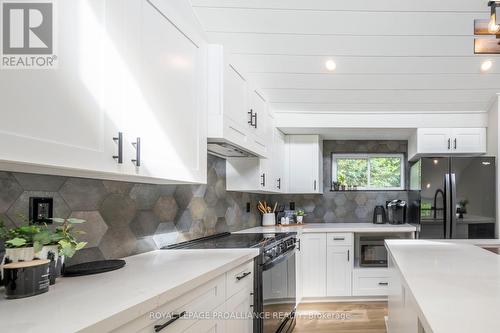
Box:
[262,247,296,271]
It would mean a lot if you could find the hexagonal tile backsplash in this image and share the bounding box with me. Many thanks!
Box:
[0,155,263,264]
[0,141,409,264]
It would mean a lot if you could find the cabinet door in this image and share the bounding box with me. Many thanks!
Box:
[287,135,322,193]
[273,129,286,192]
[296,235,303,305]
[0,0,120,177]
[326,245,353,297]
[122,0,207,183]
[225,287,253,333]
[301,233,327,297]
[452,128,486,153]
[417,128,452,154]
[224,65,249,130]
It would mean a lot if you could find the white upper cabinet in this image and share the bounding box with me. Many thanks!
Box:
[272,128,287,193]
[207,45,271,158]
[0,0,120,179]
[0,0,207,184]
[226,157,274,193]
[120,0,207,183]
[408,128,486,160]
[286,135,323,194]
[452,128,487,153]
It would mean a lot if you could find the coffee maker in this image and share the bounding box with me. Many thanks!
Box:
[386,200,407,224]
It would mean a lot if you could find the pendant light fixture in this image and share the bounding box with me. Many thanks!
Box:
[474,1,500,54]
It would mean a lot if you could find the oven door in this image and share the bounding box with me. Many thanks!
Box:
[262,249,296,333]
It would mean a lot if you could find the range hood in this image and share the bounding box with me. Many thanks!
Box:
[207,141,257,158]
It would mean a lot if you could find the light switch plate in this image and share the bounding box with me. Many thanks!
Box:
[29,197,53,224]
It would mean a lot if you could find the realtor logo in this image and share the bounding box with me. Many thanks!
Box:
[1,0,57,68]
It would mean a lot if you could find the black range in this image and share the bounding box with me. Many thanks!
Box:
[163,232,298,333]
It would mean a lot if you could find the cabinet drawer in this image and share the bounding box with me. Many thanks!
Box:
[352,269,391,296]
[113,275,225,333]
[327,233,353,246]
[226,260,254,299]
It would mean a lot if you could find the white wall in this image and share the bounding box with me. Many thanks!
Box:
[487,94,500,238]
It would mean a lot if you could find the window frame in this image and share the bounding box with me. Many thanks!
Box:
[331,153,405,191]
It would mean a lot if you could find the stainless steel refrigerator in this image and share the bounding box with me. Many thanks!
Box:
[408,157,496,239]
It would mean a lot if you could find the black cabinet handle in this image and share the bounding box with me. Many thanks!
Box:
[261,173,266,187]
[236,271,251,281]
[448,138,451,150]
[314,180,317,190]
[454,138,457,150]
[333,237,345,241]
[154,311,186,332]
[347,250,350,262]
[112,132,123,164]
[131,137,141,167]
[277,178,281,189]
[254,112,258,128]
[248,109,254,126]
[378,282,389,286]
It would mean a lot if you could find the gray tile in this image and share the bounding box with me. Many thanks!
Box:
[174,186,194,210]
[0,172,22,213]
[66,247,105,266]
[102,180,133,195]
[204,186,218,207]
[7,191,70,225]
[13,173,66,192]
[60,178,107,210]
[158,184,177,196]
[130,211,160,238]
[189,220,206,238]
[176,210,193,232]
[215,218,229,233]
[133,237,157,254]
[129,184,160,210]
[214,179,226,198]
[203,208,217,228]
[99,194,137,229]
[225,205,241,226]
[99,228,137,259]
[69,211,108,248]
[323,211,336,222]
[189,197,207,220]
[153,196,178,222]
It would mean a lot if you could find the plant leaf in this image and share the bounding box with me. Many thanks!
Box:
[6,237,27,247]
[51,218,66,223]
[75,242,87,251]
[66,218,86,224]
[33,240,43,253]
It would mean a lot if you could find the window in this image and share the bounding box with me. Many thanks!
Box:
[332,154,405,190]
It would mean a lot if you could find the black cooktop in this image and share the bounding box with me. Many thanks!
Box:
[162,232,295,250]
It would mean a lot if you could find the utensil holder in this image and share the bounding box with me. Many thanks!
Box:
[262,213,276,226]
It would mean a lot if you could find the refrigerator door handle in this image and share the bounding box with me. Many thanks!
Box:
[450,173,457,239]
[444,173,451,239]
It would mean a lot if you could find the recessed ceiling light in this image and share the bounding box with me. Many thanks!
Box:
[481,60,493,72]
[325,60,336,71]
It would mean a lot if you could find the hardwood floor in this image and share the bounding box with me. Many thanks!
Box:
[293,302,388,333]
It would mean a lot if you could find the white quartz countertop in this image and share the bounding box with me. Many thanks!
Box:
[237,222,417,234]
[386,239,500,333]
[0,248,259,333]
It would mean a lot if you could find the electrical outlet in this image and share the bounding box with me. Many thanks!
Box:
[246,202,251,213]
[29,197,53,224]
[289,202,295,210]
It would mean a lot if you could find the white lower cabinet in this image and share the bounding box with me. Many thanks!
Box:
[301,233,327,297]
[326,245,352,297]
[114,260,253,333]
[352,268,391,296]
[224,287,253,333]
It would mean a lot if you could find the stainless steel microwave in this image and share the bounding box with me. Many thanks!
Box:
[360,238,388,267]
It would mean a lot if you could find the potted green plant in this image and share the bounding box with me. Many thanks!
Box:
[295,209,306,224]
[0,217,87,284]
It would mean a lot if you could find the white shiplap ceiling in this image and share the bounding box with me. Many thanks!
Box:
[191,0,500,113]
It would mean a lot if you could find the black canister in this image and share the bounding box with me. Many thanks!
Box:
[3,259,50,299]
[373,205,387,224]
